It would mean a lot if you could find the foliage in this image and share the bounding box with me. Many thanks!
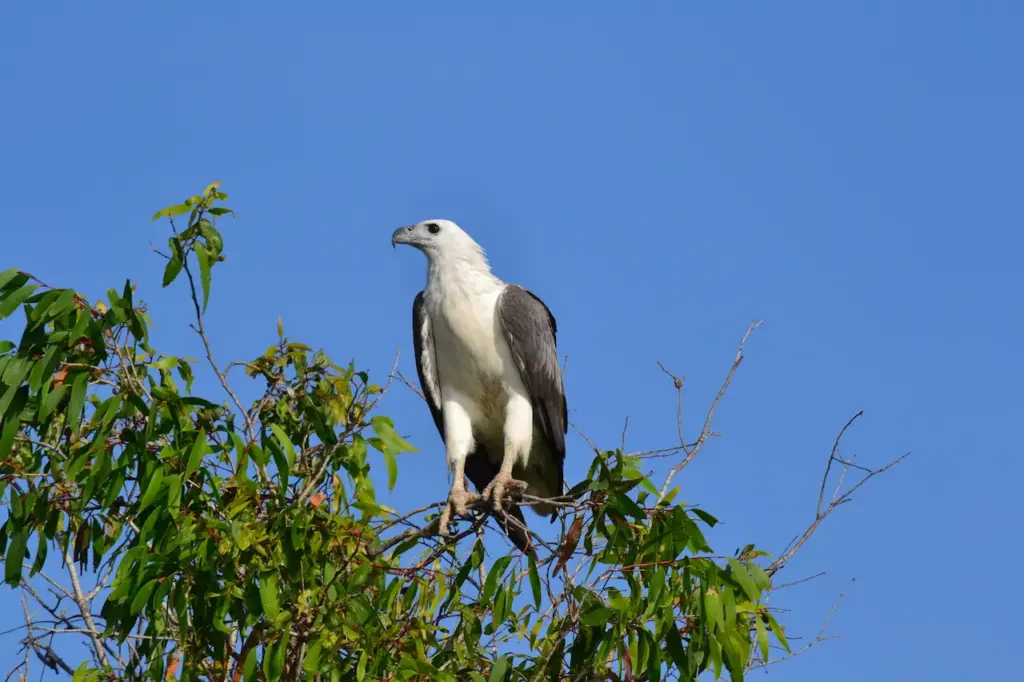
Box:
[0,184,902,681]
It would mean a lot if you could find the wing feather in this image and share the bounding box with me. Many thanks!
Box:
[497,285,567,494]
[412,291,444,439]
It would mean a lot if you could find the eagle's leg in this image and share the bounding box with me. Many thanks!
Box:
[438,399,480,535]
[438,456,480,535]
[482,393,531,512]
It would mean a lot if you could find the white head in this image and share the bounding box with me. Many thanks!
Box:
[391,219,491,271]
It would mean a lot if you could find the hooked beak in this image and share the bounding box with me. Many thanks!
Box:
[391,225,414,249]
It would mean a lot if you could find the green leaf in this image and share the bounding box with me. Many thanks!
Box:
[765,611,790,653]
[28,289,61,328]
[384,449,398,491]
[263,638,285,681]
[727,558,761,602]
[371,415,419,454]
[0,269,23,291]
[0,368,30,416]
[68,371,89,424]
[709,635,723,680]
[719,626,747,679]
[268,435,290,485]
[4,529,26,585]
[166,474,182,509]
[747,561,771,592]
[612,491,646,522]
[0,387,28,457]
[49,288,76,318]
[199,221,224,254]
[703,588,722,634]
[71,662,96,682]
[482,556,512,605]
[162,253,183,287]
[151,203,191,221]
[0,284,36,321]
[130,579,158,615]
[664,618,688,670]
[269,425,294,463]
[304,638,323,675]
[488,656,509,682]
[151,386,178,402]
[259,572,280,622]
[40,384,68,421]
[243,648,258,682]
[647,568,666,612]
[196,247,212,312]
[755,612,770,662]
[139,468,166,512]
[580,606,613,627]
[528,553,542,609]
[691,507,719,527]
[642,629,661,682]
[185,435,208,480]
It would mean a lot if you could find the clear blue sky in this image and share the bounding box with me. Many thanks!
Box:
[2,2,1021,679]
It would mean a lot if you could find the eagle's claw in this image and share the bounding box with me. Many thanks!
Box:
[438,488,480,536]
[482,473,528,513]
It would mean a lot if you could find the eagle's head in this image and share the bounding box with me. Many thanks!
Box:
[391,219,488,266]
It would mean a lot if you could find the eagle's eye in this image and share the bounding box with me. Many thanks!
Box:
[427,222,441,234]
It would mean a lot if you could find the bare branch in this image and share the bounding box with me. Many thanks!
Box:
[748,583,850,672]
[64,545,110,668]
[393,369,425,402]
[769,415,909,577]
[816,411,864,516]
[657,320,762,503]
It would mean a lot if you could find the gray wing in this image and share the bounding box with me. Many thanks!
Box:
[412,292,445,439]
[497,285,567,486]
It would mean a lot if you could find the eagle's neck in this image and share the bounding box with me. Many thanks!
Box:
[425,249,504,299]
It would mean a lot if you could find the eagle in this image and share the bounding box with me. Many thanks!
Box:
[392,219,567,554]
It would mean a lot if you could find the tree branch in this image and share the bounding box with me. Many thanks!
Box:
[769,415,909,577]
[63,546,110,668]
[657,319,761,503]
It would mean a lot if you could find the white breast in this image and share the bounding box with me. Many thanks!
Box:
[427,282,503,379]
[425,273,516,438]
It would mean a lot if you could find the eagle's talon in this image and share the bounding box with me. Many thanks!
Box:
[437,488,480,536]
[482,473,528,513]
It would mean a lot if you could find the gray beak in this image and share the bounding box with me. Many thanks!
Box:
[391,225,414,249]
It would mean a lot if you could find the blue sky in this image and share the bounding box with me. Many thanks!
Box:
[2,2,1022,678]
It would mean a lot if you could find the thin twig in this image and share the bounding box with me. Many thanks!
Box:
[816,411,864,516]
[771,572,827,591]
[657,320,761,504]
[170,216,257,445]
[63,546,109,668]
[770,436,909,577]
[747,583,850,671]
[393,370,425,402]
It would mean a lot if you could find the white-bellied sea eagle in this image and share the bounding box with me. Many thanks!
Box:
[392,219,567,554]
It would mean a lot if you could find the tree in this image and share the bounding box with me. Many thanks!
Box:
[0,184,905,681]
